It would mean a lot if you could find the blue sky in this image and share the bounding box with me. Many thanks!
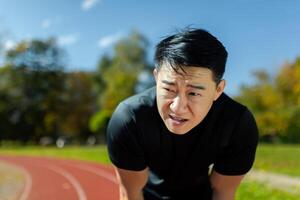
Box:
[1,0,300,95]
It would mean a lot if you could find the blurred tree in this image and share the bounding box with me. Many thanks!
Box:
[59,71,96,140]
[90,31,150,135]
[274,58,300,142]
[0,64,22,141]
[236,57,300,143]
[91,54,112,103]
[0,38,66,143]
[276,59,300,106]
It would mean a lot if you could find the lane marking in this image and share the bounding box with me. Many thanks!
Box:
[1,160,32,200]
[2,156,117,200]
[75,164,118,184]
[45,164,87,200]
[18,166,32,200]
[61,162,118,184]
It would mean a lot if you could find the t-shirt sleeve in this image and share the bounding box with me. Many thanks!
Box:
[106,102,147,171]
[214,108,259,175]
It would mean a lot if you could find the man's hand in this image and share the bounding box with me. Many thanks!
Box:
[115,167,149,200]
[210,170,244,200]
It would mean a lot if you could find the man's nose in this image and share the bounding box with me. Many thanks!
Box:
[170,94,188,114]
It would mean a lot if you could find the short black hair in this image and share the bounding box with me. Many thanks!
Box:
[154,28,227,83]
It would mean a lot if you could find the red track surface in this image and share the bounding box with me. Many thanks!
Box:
[0,155,119,200]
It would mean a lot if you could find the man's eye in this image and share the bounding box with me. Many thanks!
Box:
[164,88,174,92]
[189,92,201,96]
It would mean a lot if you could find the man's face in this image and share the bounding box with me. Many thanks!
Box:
[154,64,225,135]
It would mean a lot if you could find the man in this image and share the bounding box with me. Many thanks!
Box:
[107,28,258,200]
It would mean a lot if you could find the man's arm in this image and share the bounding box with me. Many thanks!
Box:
[210,170,244,200]
[115,167,149,200]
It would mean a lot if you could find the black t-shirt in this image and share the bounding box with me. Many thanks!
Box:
[107,87,258,200]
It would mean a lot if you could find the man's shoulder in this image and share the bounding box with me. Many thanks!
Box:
[107,87,157,138]
[215,93,247,114]
[212,93,257,147]
[123,86,155,104]
[116,86,156,116]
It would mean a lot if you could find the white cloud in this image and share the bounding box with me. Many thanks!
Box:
[81,0,99,11]
[3,39,16,51]
[41,19,52,29]
[98,32,124,48]
[41,16,62,29]
[57,34,79,46]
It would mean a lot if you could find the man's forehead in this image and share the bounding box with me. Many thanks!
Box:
[159,65,212,80]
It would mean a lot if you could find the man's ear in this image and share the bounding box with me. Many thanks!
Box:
[214,79,226,101]
[153,68,158,82]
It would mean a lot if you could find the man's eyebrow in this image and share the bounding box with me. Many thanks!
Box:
[162,80,206,90]
[187,84,206,90]
[161,80,175,85]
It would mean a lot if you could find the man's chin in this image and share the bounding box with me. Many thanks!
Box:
[166,125,190,135]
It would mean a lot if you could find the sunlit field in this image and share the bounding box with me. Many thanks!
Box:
[236,180,299,200]
[254,144,300,177]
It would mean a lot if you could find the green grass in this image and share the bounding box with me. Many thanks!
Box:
[0,145,111,164]
[236,180,299,200]
[253,143,300,177]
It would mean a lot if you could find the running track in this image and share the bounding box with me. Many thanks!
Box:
[0,155,119,200]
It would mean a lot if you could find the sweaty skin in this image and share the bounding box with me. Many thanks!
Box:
[154,64,225,135]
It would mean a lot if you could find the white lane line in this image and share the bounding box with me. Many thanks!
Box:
[61,162,118,184]
[10,163,32,200]
[45,165,87,200]
[75,164,118,184]
[19,166,32,200]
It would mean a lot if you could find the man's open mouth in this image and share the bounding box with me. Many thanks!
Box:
[169,115,188,123]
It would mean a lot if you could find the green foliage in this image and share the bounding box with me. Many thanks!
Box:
[0,31,152,142]
[89,109,111,133]
[0,145,110,164]
[0,38,97,142]
[90,31,150,134]
[6,38,66,71]
[236,57,300,142]
[92,55,112,98]
[59,72,96,139]
[0,39,67,142]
